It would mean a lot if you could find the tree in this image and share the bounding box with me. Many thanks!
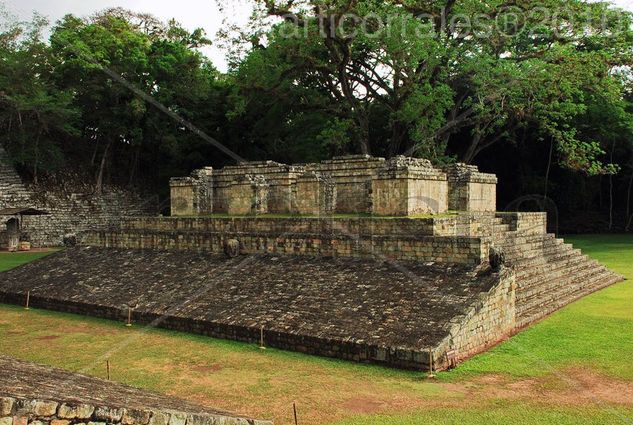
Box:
[219,0,633,173]
[0,8,78,183]
[49,10,227,192]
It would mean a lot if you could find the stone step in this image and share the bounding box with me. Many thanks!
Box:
[511,248,583,269]
[505,244,576,264]
[517,271,623,328]
[514,252,588,280]
[516,266,614,319]
[494,232,559,245]
[493,235,564,251]
[516,259,604,301]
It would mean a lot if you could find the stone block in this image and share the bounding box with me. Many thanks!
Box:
[122,409,151,425]
[226,175,269,216]
[57,404,94,419]
[372,156,448,216]
[294,172,336,215]
[51,420,70,425]
[444,163,497,212]
[170,168,214,217]
[0,418,11,425]
[167,412,186,425]
[94,407,124,422]
[148,412,170,425]
[11,417,26,425]
[0,398,14,416]
[18,400,58,417]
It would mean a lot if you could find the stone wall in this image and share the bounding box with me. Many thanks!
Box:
[372,157,448,215]
[170,156,497,217]
[499,212,548,235]
[1,356,271,425]
[445,163,498,212]
[0,146,157,247]
[435,268,516,368]
[86,216,490,265]
[310,155,387,213]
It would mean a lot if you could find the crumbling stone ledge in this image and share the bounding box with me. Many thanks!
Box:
[0,356,272,425]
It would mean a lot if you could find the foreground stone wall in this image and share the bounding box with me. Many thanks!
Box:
[0,146,157,247]
[0,356,271,425]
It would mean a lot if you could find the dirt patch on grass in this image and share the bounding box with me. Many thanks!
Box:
[56,324,118,336]
[192,364,223,374]
[341,396,384,414]
[36,335,61,341]
[436,369,633,407]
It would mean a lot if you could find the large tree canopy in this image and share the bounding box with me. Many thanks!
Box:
[220,0,633,174]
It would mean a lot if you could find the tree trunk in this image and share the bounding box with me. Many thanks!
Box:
[96,140,112,196]
[462,133,481,164]
[388,121,407,158]
[357,113,371,155]
[626,166,633,232]
[33,131,41,186]
[91,139,100,166]
[544,136,554,200]
[608,138,615,231]
[129,145,140,187]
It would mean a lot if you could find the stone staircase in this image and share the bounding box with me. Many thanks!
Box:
[0,145,31,208]
[490,216,624,329]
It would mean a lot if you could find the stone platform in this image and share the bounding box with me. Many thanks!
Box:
[0,247,512,370]
[0,356,271,424]
[0,213,624,370]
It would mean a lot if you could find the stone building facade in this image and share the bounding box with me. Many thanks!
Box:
[170,155,498,217]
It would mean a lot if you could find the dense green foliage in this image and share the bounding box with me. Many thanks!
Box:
[0,6,233,192]
[1,1,633,227]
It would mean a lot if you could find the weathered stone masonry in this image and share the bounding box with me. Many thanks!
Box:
[169,155,498,217]
[0,146,157,247]
[0,356,272,425]
[0,153,625,371]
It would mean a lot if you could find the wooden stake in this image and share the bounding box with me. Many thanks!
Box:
[259,326,266,350]
[428,349,436,379]
[25,290,30,310]
[293,402,298,425]
[106,360,111,380]
[126,308,133,327]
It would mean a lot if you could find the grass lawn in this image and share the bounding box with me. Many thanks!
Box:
[0,236,632,424]
[0,250,57,272]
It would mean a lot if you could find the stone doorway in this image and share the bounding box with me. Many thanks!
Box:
[6,218,19,252]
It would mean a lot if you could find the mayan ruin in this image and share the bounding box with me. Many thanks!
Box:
[2,2,633,423]
[0,155,623,371]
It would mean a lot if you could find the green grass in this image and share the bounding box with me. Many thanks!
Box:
[0,250,57,272]
[0,235,632,424]
[337,405,633,425]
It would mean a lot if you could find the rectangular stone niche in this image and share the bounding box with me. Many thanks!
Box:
[372,157,448,216]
